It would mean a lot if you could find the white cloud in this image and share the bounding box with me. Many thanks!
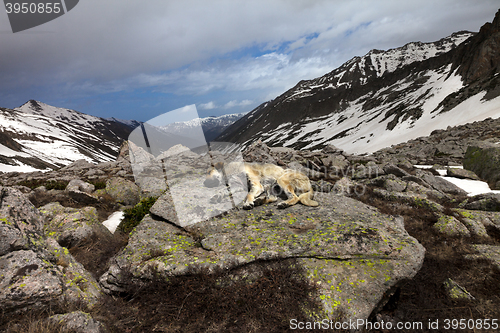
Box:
[239,100,253,107]
[198,101,216,110]
[0,0,498,113]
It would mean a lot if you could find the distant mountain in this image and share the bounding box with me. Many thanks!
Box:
[159,112,246,142]
[218,10,500,154]
[0,100,138,172]
[105,117,142,130]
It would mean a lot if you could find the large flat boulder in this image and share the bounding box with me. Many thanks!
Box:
[101,193,424,322]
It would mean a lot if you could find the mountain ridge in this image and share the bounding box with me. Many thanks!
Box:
[159,112,246,142]
[217,10,500,154]
[0,101,138,172]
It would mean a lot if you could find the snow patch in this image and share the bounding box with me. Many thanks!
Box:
[102,211,124,234]
[439,177,500,197]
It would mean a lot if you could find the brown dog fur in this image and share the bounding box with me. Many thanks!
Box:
[204,162,319,209]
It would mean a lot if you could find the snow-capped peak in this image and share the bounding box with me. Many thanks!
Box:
[15,100,101,127]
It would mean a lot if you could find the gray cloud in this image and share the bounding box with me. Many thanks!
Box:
[0,0,498,112]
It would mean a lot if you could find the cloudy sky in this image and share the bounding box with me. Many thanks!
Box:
[0,1,498,122]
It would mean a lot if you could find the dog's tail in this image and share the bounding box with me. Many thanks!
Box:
[298,189,319,207]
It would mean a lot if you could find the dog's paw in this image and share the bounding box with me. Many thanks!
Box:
[242,202,254,210]
[253,197,265,206]
[277,202,289,209]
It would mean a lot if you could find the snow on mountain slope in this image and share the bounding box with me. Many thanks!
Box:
[265,70,500,154]
[0,101,136,172]
[16,100,103,128]
[278,32,473,105]
[159,112,246,142]
[218,12,500,154]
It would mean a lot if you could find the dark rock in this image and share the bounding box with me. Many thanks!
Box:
[60,159,95,171]
[383,164,411,178]
[419,173,468,196]
[66,179,95,194]
[322,144,344,155]
[446,167,481,180]
[242,140,276,163]
[462,193,500,211]
[464,143,500,189]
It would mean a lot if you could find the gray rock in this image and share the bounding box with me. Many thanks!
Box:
[0,237,100,314]
[322,144,344,155]
[433,214,470,237]
[11,185,32,194]
[0,223,26,256]
[128,141,154,164]
[0,250,64,312]
[332,177,358,195]
[60,159,95,171]
[373,188,444,212]
[116,140,130,163]
[242,140,276,163]
[41,203,110,248]
[45,238,102,307]
[460,217,489,238]
[0,187,45,255]
[149,190,181,225]
[66,179,95,194]
[383,164,411,178]
[464,143,500,189]
[84,169,105,177]
[148,173,241,228]
[0,186,44,233]
[66,179,98,204]
[102,194,425,323]
[106,177,140,206]
[136,176,167,198]
[453,209,500,235]
[462,193,500,211]
[446,168,480,180]
[320,154,349,172]
[155,144,191,161]
[405,181,446,200]
[420,174,467,196]
[351,162,384,179]
[369,174,407,192]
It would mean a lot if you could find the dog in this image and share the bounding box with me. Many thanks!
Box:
[204,161,319,209]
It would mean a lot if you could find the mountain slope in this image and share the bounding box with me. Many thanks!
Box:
[0,101,137,172]
[218,10,500,154]
[159,112,246,142]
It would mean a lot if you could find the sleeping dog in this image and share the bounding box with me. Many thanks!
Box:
[204,161,318,209]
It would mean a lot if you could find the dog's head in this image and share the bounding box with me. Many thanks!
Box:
[203,162,224,188]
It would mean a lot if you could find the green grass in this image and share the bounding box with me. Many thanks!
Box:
[89,180,106,190]
[118,196,159,233]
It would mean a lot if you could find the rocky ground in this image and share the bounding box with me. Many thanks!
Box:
[1,117,500,332]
